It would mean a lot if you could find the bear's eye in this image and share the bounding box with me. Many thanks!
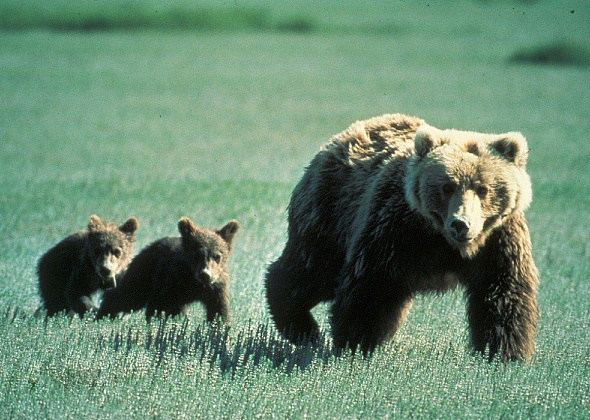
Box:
[112,248,122,258]
[442,183,456,195]
[212,253,222,264]
[476,185,489,198]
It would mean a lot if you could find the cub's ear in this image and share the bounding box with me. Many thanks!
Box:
[414,125,447,157]
[119,217,139,235]
[217,220,240,247]
[178,217,197,238]
[490,132,528,168]
[88,215,103,231]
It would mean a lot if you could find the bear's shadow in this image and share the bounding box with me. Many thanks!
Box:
[25,306,337,375]
[110,317,336,376]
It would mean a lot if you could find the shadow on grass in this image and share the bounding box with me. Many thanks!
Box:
[108,318,335,376]
[16,304,349,376]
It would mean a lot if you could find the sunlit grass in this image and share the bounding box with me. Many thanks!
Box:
[1,303,588,418]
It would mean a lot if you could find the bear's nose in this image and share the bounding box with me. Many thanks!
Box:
[100,267,112,278]
[450,218,470,240]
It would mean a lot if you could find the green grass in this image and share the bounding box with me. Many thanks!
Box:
[1,0,590,418]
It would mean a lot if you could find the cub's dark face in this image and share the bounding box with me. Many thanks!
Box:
[178,217,240,285]
[86,215,139,289]
[183,234,229,284]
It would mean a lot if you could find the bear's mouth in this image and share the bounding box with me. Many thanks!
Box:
[100,275,117,289]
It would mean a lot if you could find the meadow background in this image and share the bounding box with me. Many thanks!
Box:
[1,0,589,418]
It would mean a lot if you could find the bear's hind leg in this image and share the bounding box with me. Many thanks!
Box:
[331,276,413,356]
[42,298,68,317]
[266,254,333,345]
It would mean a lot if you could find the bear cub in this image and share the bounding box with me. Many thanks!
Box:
[265,113,539,362]
[37,215,139,317]
[96,217,239,323]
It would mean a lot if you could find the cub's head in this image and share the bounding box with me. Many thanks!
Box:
[177,217,240,284]
[405,124,532,258]
[86,215,139,288]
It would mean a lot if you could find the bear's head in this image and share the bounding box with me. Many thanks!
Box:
[404,124,532,258]
[177,217,240,284]
[86,215,139,288]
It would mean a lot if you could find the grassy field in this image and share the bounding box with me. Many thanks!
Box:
[1,0,589,418]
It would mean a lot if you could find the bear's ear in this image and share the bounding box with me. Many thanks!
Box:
[217,220,240,246]
[88,215,103,231]
[178,217,197,238]
[490,132,528,168]
[119,217,139,235]
[414,125,447,157]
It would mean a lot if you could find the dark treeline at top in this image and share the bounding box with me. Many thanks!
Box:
[0,4,315,33]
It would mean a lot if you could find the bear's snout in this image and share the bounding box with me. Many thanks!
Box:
[99,270,116,289]
[449,217,471,242]
[97,257,118,288]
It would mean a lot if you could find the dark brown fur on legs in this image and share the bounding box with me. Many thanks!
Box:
[266,254,320,344]
[330,273,413,356]
[465,215,539,362]
[265,228,344,345]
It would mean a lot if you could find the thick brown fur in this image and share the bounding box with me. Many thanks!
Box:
[265,113,539,362]
[37,215,139,317]
[96,217,239,323]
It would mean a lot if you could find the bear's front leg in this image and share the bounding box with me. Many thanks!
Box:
[65,272,98,317]
[67,295,97,317]
[206,302,230,325]
[205,283,231,325]
[331,269,413,356]
[465,215,539,362]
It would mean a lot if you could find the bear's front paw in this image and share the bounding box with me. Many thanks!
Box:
[475,328,534,363]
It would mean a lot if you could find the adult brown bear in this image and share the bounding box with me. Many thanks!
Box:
[265,113,539,362]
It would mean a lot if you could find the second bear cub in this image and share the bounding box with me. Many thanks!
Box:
[96,217,239,323]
